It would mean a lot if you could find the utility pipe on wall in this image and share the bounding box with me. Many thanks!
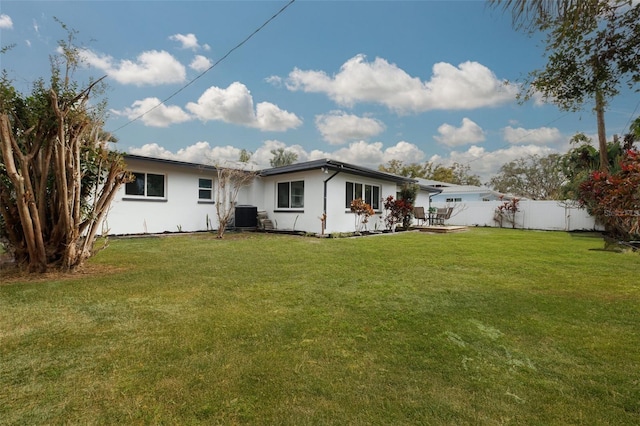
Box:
[322,168,341,231]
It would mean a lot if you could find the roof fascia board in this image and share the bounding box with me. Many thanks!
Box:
[260,158,415,185]
[124,154,219,172]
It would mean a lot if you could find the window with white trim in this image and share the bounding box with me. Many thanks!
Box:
[198,178,213,201]
[277,180,304,209]
[125,172,165,199]
[345,181,380,210]
[446,197,462,203]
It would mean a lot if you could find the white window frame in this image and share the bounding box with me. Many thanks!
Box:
[124,172,166,200]
[345,181,381,211]
[198,178,214,202]
[276,180,304,210]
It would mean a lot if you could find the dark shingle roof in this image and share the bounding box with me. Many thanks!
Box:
[124,154,442,193]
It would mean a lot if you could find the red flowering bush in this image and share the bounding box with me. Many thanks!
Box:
[494,197,520,229]
[350,198,375,233]
[579,149,640,240]
[383,195,413,231]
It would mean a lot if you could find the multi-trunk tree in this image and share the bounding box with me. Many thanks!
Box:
[213,165,257,239]
[0,28,130,272]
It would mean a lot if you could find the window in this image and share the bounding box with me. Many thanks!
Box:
[446,197,462,203]
[199,178,213,201]
[346,181,380,210]
[277,180,304,209]
[125,172,165,198]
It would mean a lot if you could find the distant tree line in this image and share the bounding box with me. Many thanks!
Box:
[379,160,482,186]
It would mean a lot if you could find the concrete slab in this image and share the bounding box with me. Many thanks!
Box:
[414,225,468,233]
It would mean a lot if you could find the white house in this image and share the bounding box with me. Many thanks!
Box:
[103,155,441,236]
[416,179,510,203]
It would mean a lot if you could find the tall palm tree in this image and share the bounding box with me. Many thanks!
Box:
[490,0,639,172]
[488,0,600,32]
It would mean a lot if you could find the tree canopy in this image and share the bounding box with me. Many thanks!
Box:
[492,0,640,172]
[489,154,565,200]
[269,148,298,168]
[379,160,482,186]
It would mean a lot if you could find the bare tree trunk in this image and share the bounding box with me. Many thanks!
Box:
[595,89,609,172]
[1,78,129,272]
[80,156,131,264]
[215,171,229,238]
[214,166,257,238]
[0,114,47,272]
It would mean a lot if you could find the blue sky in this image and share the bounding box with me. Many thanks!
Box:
[1,0,638,181]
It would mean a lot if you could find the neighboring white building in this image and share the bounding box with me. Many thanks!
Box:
[416,179,511,203]
[103,155,441,236]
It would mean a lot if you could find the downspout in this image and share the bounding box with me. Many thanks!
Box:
[323,169,341,232]
[427,187,443,224]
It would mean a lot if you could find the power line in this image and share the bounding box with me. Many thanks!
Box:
[110,0,296,133]
[623,99,640,132]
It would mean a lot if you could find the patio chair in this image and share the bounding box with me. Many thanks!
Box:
[413,206,427,226]
[433,207,453,226]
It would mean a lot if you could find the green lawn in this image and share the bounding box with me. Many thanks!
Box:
[1,228,639,425]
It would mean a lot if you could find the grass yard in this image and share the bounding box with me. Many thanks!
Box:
[1,228,639,425]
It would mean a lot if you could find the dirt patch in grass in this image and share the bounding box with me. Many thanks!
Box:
[0,262,126,286]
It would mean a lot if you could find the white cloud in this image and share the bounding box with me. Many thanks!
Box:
[383,141,425,164]
[501,126,563,145]
[284,54,517,113]
[315,111,385,145]
[186,82,302,131]
[129,139,562,183]
[248,140,314,167]
[78,48,186,86]
[112,97,192,127]
[130,142,249,167]
[169,33,200,50]
[331,141,387,166]
[434,118,486,147]
[265,75,283,87]
[315,140,424,169]
[436,144,557,182]
[0,14,13,29]
[129,139,425,171]
[178,142,243,165]
[255,102,303,132]
[129,143,177,160]
[190,55,212,72]
[186,82,255,125]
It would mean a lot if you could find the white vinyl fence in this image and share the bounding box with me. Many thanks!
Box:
[430,200,603,232]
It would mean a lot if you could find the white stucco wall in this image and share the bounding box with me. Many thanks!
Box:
[104,161,402,236]
[106,157,600,236]
[102,158,251,235]
[259,169,400,234]
[322,172,398,234]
